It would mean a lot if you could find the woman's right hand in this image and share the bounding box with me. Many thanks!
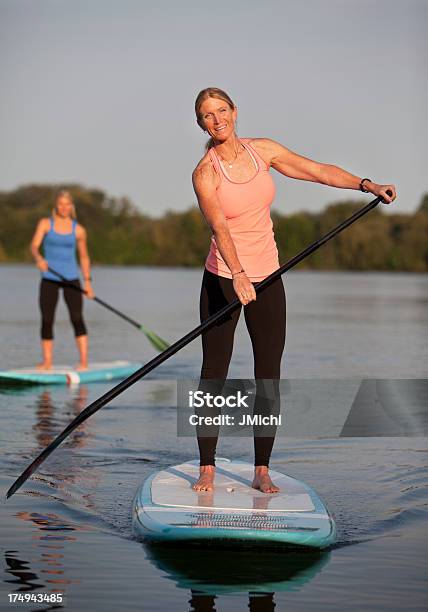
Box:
[36,258,49,272]
[233,272,256,305]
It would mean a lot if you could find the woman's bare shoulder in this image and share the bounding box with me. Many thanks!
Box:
[192,152,216,186]
[39,217,51,230]
[245,137,283,166]
[246,137,279,152]
[75,223,86,238]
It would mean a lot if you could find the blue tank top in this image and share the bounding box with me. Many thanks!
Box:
[42,218,80,281]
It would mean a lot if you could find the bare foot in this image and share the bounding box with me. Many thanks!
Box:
[192,465,215,491]
[75,363,88,371]
[252,466,280,494]
[36,362,52,371]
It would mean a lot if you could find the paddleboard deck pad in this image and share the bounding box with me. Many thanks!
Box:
[133,459,336,549]
[0,361,142,385]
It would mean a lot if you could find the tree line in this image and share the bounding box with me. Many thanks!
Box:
[0,184,427,271]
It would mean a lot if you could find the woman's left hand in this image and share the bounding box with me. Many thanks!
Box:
[367,183,397,204]
[84,282,95,299]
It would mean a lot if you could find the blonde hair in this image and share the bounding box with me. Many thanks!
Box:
[195,87,236,151]
[52,190,76,219]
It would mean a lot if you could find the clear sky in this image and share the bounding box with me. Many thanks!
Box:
[0,0,426,216]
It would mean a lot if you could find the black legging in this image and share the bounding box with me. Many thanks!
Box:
[39,279,87,340]
[198,269,286,467]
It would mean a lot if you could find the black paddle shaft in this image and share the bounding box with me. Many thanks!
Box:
[6,194,388,499]
[47,268,142,329]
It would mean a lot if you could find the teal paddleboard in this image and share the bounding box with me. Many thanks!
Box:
[133,458,336,549]
[0,361,142,386]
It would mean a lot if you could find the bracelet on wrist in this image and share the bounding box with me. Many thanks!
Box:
[232,269,245,278]
[359,178,372,193]
[84,277,92,282]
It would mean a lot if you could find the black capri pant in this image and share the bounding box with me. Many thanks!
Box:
[198,269,286,467]
[39,279,87,340]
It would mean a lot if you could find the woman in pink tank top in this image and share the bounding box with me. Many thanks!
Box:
[192,87,396,494]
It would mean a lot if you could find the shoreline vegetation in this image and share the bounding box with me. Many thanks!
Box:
[1,184,427,271]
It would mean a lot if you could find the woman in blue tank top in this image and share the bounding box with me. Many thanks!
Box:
[30,190,95,370]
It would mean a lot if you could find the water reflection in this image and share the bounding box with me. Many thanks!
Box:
[4,386,102,604]
[4,505,89,608]
[188,591,277,612]
[144,543,329,610]
[32,386,91,451]
[4,547,68,611]
[4,550,44,592]
[19,386,102,507]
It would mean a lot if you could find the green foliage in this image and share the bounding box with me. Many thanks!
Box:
[417,193,428,214]
[273,210,318,269]
[0,184,426,271]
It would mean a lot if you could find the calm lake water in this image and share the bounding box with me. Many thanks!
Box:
[1,265,427,611]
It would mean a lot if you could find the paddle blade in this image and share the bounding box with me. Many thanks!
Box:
[140,325,170,352]
[6,428,68,499]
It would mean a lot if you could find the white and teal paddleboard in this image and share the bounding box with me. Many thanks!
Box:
[0,361,142,386]
[133,458,336,549]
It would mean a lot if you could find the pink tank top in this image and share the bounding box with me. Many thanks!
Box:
[205,138,280,282]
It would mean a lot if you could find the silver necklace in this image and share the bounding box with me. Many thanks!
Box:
[219,142,242,168]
